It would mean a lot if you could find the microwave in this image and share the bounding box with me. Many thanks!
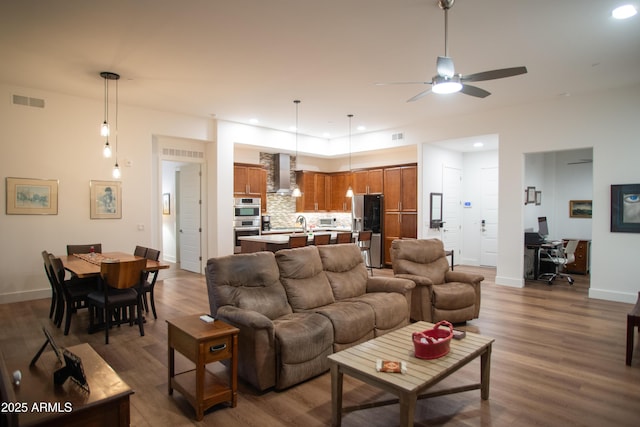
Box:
[318,217,337,227]
[233,197,260,218]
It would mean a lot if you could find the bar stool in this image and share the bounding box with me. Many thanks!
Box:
[356,231,373,275]
[335,232,353,244]
[288,234,308,248]
[313,234,331,246]
[626,291,640,365]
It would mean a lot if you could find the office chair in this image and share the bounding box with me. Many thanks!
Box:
[538,240,579,285]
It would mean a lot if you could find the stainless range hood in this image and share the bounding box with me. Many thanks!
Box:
[273,153,292,195]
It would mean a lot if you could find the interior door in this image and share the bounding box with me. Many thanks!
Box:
[178,163,202,273]
[442,166,462,266]
[480,167,499,267]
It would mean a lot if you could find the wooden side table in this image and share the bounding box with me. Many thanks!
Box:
[167,315,239,420]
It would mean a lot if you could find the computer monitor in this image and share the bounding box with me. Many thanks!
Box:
[537,216,549,237]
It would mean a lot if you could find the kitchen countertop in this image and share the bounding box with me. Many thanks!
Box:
[261,227,352,235]
[239,230,355,244]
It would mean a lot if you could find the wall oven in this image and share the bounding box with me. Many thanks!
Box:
[233,197,261,253]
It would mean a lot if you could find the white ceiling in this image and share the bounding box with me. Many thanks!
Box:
[1,0,639,142]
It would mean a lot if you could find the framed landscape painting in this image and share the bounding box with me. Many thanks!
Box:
[569,200,592,218]
[90,180,121,219]
[611,184,640,233]
[6,177,58,215]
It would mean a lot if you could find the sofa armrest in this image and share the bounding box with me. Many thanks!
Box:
[217,305,275,332]
[366,276,416,294]
[394,273,435,287]
[445,271,484,285]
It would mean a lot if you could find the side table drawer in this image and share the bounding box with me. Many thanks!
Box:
[202,335,232,363]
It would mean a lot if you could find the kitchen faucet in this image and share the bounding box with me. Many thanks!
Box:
[296,215,307,233]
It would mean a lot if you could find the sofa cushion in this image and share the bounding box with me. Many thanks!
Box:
[276,246,335,310]
[206,251,292,320]
[314,301,375,346]
[317,243,368,299]
[349,292,408,332]
[432,282,476,309]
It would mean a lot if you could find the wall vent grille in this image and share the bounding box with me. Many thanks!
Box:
[162,148,204,159]
[12,94,45,108]
[391,132,404,141]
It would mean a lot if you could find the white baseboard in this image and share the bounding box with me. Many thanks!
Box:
[0,288,50,304]
[495,275,524,288]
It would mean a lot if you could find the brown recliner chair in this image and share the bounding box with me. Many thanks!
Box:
[390,238,483,323]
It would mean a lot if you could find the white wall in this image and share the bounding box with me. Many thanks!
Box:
[0,83,213,303]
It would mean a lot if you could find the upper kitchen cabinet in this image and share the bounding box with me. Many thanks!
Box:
[329,172,353,212]
[383,165,417,213]
[234,163,267,211]
[296,171,329,212]
[353,168,383,195]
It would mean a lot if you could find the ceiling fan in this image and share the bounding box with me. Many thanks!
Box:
[379,0,528,102]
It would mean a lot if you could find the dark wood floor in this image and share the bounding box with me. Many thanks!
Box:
[1,264,639,426]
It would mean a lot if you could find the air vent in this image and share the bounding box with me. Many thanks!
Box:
[12,94,45,108]
[162,148,204,159]
[392,132,404,141]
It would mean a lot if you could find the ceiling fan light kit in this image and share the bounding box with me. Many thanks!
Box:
[431,75,462,94]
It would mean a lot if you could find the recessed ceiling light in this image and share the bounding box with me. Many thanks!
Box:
[289,126,297,132]
[322,132,331,138]
[249,118,259,124]
[473,142,484,148]
[357,125,366,131]
[612,5,637,19]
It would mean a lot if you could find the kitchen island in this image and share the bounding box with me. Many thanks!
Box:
[239,231,355,253]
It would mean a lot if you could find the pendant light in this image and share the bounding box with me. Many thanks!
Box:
[100,72,119,158]
[345,114,354,198]
[112,73,121,179]
[291,99,302,198]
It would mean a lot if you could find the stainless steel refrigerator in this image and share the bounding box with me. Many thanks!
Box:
[352,194,384,268]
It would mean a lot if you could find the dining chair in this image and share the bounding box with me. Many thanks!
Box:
[42,250,63,326]
[288,234,308,248]
[134,245,148,257]
[87,258,147,344]
[49,254,98,335]
[142,248,161,319]
[312,234,331,246]
[335,232,353,244]
[356,230,373,275]
[66,243,102,255]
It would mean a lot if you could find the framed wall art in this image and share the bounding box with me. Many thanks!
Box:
[525,186,536,205]
[535,191,542,206]
[6,177,58,215]
[163,193,170,215]
[611,184,640,233]
[90,180,121,219]
[569,200,592,218]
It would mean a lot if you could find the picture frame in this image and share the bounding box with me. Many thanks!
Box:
[525,186,536,205]
[162,193,170,215]
[611,184,640,233]
[90,180,121,219]
[535,191,542,206]
[6,177,58,215]
[569,200,592,218]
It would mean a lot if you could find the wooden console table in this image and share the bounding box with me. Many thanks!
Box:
[1,343,133,426]
[167,315,239,420]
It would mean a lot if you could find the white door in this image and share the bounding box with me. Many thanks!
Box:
[480,167,499,266]
[442,166,462,267]
[178,163,202,273]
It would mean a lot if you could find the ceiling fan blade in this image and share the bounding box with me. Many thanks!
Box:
[461,66,528,82]
[406,88,433,103]
[460,84,491,98]
[375,81,430,86]
[436,56,455,77]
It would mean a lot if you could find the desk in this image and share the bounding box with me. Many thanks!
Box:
[525,241,563,280]
[60,251,169,278]
[2,343,133,426]
[328,321,494,427]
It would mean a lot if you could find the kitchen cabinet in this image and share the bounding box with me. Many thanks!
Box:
[296,171,329,212]
[353,168,383,195]
[329,172,353,212]
[563,239,591,274]
[383,212,417,265]
[234,164,267,212]
[383,164,417,265]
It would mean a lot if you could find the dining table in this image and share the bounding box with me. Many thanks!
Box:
[60,251,170,278]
